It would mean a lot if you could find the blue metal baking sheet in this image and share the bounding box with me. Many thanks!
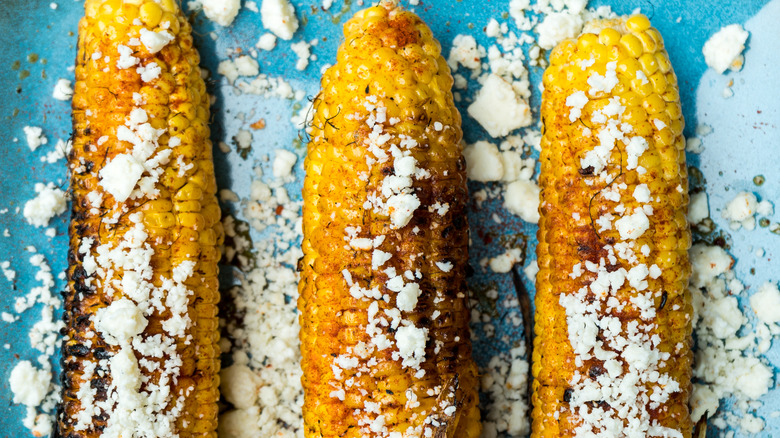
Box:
[0,0,777,436]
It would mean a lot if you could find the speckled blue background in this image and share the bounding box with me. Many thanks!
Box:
[0,0,778,436]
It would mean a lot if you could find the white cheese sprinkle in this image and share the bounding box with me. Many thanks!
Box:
[52,78,73,101]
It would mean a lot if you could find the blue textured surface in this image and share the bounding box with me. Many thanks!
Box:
[0,0,778,436]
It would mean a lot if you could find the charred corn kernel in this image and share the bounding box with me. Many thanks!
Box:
[535,14,692,438]
[300,3,481,438]
[58,1,223,437]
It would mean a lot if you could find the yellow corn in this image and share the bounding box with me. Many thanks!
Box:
[299,3,480,437]
[533,15,692,437]
[58,0,222,436]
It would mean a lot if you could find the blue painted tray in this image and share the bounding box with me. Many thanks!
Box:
[0,0,777,436]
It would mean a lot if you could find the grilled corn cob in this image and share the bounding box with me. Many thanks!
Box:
[533,15,692,437]
[299,3,481,437]
[57,0,222,436]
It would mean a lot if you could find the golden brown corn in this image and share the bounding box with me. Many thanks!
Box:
[57,0,222,436]
[299,3,480,437]
[533,14,692,437]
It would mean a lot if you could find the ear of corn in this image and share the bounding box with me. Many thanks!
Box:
[57,0,222,436]
[534,14,692,437]
[299,3,481,437]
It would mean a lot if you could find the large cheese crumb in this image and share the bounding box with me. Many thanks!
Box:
[689,244,733,289]
[9,361,50,407]
[221,364,261,409]
[52,79,73,101]
[750,282,780,325]
[722,191,758,230]
[463,141,504,182]
[139,28,174,54]
[447,34,485,74]
[199,0,241,27]
[218,56,260,84]
[256,33,277,51]
[99,154,145,202]
[273,149,297,179]
[23,126,48,151]
[219,408,262,438]
[702,24,749,74]
[468,74,532,138]
[394,325,428,369]
[261,0,299,40]
[536,12,583,50]
[23,183,67,228]
[93,298,147,345]
[614,208,650,240]
[688,192,709,224]
[503,179,540,224]
[386,193,421,229]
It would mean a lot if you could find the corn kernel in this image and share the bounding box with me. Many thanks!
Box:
[639,52,659,75]
[599,28,622,46]
[140,2,163,27]
[620,33,644,58]
[626,14,651,32]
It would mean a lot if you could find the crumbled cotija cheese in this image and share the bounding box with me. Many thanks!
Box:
[9,361,50,407]
[750,282,780,325]
[503,179,540,224]
[218,56,260,84]
[468,74,532,138]
[23,182,67,228]
[536,12,583,50]
[261,0,299,40]
[256,33,277,51]
[688,192,709,224]
[463,141,504,182]
[23,126,48,151]
[291,40,312,71]
[138,28,174,53]
[272,149,297,179]
[197,0,241,27]
[52,78,73,101]
[722,191,758,230]
[702,24,749,74]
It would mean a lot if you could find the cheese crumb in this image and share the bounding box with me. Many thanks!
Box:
[615,208,650,240]
[272,149,297,179]
[9,361,50,407]
[750,282,780,325]
[139,28,175,54]
[256,33,277,51]
[468,74,532,137]
[23,126,48,151]
[99,154,145,202]
[688,192,709,224]
[23,183,67,228]
[722,191,757,230]
[463,141,504,182]
[503,179,540,224]
[52,79,73,101]
[198,0,241,27]
[93,298,147,345]
[536,12,583,50]
[220,364,261,409]
[261,0,299,40]
[702,24,749,74]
